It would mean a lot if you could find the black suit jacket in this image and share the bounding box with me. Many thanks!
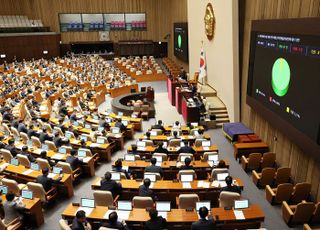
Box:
[103,221,129,230]
[144,216,167,230]
[151,124,165,132]
[220,185,241,194]
[180,165,194,170]
[71,218,86,230]
[154,146,169,154]
[17,123,28,133]
[145,165,163,177]
[138,184,156,201]
[39,132,52,143]
[21,151,35,162]
[178,146,195,154]
[66,155,81,170]
[5,145,19,157]
[191,218,215,230]
[36,175,61,192]
[27,129,39,138]
[100,179,122,197]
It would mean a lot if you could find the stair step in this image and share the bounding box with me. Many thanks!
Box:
[215,114,229,119]
[210,110,228,114]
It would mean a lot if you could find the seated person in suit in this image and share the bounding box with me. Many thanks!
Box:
[70,112,80,123]
[17,120,28,133]
[66,149,83,171]
[3,192,26,225]
[40,150,56,167]
[27,124,39,138]
[72,210,92,230]
[180,157,194,170]
[129,144,139,155]
[36,167,62,192]
[2,108,13,122]
[100,172,122,197]
[194,129,204,140]
[178,140,195,154]
[39,127,53,143]
[216,160,226,168]
[21,146,35,162]
[220,176,241,194]
[172,121,181,129]
[169,131,180,141]
[154,142,169,154]
[151,120,165,132]
[145,208,167,230]
[144,131,151,140]
[145,158,163,177]
[113,159,130,179]
[191,206,215,230]
[5,139,19,157]
[139,178,157,201]
[53,132,68,148]
[115,118,126,132]
[103,211,129,230]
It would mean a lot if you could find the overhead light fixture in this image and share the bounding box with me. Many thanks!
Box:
[43,50,48,54]
[0,54,6,58]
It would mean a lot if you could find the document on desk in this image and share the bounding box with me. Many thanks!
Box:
[207,161,214,167]
[233,210,245,220]
[182,182,192,189]
[47,173,56,179]
[22,169,34,175]
[52,153,64,160]
[197,181,204,187]
[137,147,146,151]
[176,162,183,168]
[90,143,100,148]
[158,212,167,219]
[33,149,42,154]
[77,207,94,217]
[211,180,220,187]
[122,166,129,171]
[219,181,227,187]
[117,210,131,221]
[203,147,210,151]
[202,182,210,188]
[82,157,91,163]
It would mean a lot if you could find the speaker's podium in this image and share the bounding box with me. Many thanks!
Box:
[181,96,201,123]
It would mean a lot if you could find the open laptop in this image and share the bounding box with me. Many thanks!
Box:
[217,173,229,181]
[122,120,129,126]
[41,144,49,151]
[153,156,163,163]
[144,173,157,182]
[0,185,8,195]
[191,122,198,127]
[21,190,33,199]
[30,162,40,171]
[208,154,219,162]
[150,131,157,136]
[81,198,95,208]
[52,166,63,174]
[96,137,105,144]
[118,112,124,117]
[124,154,135,161]
[27,139,33,147]
[10,158,19,166]
[111,127,120,134]
[85,124,91,129]
[93,115,99,120]
[80,135,88,142]
[111,172,121,181]
[58,147,67,154]
[65,132,72,139]
[156,201,171,212]
[73,122,79,127]
[78,149,87,157]
[98,126,104,132]
[117,201,132,211]
[181,174,194,182]
[196,201,211,212]
[137,141,146,148]
[202,141,211,147]
[234,200,249,209]
[180,155,191,162]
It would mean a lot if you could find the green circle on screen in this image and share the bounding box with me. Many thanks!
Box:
[272,58,291,97]
[178,34,182,48]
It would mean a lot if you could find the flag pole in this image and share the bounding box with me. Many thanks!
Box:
[201,41,204,85]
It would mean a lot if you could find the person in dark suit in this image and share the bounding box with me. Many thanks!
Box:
[139,178,157,201]
[27,124,39,138]
[39,128,53,143]
[178,140,195,154]
[36,167,62,192]
[154,142,169,154]
[102,211,129,230]
[17,120,28,133]
[2,108,13,121]
[53,132,68,148]
[70,113,80,123]
[21,146,35,162]
[113,159,130,179]
[100,172,122,197]
[3,193,25,225]
[40,150,56,167]
[66,149,82,171]
[144,208,167,230]
[180,157,194,170]
[115,118,126,132]
[220,176,241,194]
[72,210,92,230]
[145,158,163,177]
[191,207,215,230]
[129,144,139,155]
[151,120,165,133]
[5,139,19,157]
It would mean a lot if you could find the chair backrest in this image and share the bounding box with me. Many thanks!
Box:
[219,191,241,208]
[132,196,153,208]
[93,190,114,207]
[211,168,229,180]
[178,194,199,209]
[31,136,41,148]
[291,182,311,204]
[203,152,219,161]
[153,153,168,161]
[56,162,73,174]
[11,127,20,137]
[2,123,11,134]
[169,139,181,147]
[261,152,276,169]
[17,154,30,167]
[1,148,13,162]
[2,178,20,195]
[178,153,193,162]
[43,123,52,133]
[27,182,46,202]
[151,129,162,135]
[312,202,320,223]
[194,139,207,147]
[247,153,262,170]
[20,132,29,144]
[292,202,316,223]
[259,167,276,186]
[143,140,154,147]
[78,148,92,157]
[54,127,64,137]
[59,219,71,230]
[178,170,197,180]
[45,140,57,151]
[274,183,294,203]
[36,158,51,171]
[144,172,161,180]
[275,167,291,184]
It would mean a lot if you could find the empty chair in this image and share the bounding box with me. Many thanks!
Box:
[311,202,320,223]
[56,162,81,181]
[266,183,293,205]
[132,105,141,118]
[36,158,51,171]
[20,132,29,144]
[132,196,153,208]
[260,152,276,169]
[290,182,311,204]
[202,152,219,161]
[1,178,26,195]
[45,140,57,151]
[16,154,30,168]
[275,167,291,185]
[178,170,197,180]
[177,194,199,209]
[210,168,229,180]
[1,148,13,162]
[11,127,20,137]
[141,105,149,120]
[27,182,57,203]
[178,153,193,162]
[31,136,41,148]
[144,172,161,181]
[168,139,181,147]
[219,191,241,208]
[252,167,276,187]
[93,190,118,207]
[153,153,168,161]
[59,219,71,230]
[282,201,315,227]
[241,153,262,171]
[0,217,22,230]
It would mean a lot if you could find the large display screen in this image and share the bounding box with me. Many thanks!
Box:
[174,23,189,62]
[247,21,320,155]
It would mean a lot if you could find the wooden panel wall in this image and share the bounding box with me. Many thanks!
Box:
[241,0,320,201]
